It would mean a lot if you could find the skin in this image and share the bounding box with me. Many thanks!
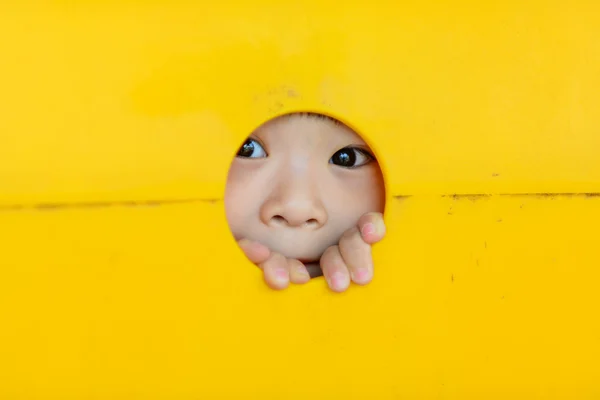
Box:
[225,113,386,292]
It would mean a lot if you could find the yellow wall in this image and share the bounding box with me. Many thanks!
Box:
[1,1,599,398]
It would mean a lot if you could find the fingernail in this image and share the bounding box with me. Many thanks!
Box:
[274,267,288,281]
[296,265,310,277]
[329,272,350,292]
[352,268,371,283]
[361,223,375,237]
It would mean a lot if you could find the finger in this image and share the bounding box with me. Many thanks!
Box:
[260,252,290,290]
[357,212,386,245]
[237,239,271,266]
[339,226,373,285]
[320,245,351,293]
[288,259,311,284]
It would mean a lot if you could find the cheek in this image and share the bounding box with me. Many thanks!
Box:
[366,166,386,212]
[327,166,386,216]
[224,163,264,236]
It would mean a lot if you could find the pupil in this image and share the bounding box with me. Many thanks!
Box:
[333,149,356,167]
[238,140,254,157]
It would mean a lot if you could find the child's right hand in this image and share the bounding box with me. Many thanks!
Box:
[237,212,386,292]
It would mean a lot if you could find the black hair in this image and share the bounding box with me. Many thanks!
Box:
[286,112,342,125]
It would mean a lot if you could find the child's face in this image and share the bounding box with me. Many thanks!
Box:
[225,114,385,263]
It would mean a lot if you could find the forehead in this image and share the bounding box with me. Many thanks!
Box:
[253,114,366,149]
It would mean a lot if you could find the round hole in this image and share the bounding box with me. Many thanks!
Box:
[224,112,386,279]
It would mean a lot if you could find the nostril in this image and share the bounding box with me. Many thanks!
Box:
[304,218,318,227]
[270,215,320,228]
[272,215,286,225]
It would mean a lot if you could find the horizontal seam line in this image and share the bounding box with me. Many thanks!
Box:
[0,198,222,212]
[1,193,599,212]
[393,193,600,199]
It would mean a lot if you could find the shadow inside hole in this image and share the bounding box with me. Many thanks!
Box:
[224,112,386,280]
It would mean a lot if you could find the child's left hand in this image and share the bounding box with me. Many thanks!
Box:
[238,212,386,292]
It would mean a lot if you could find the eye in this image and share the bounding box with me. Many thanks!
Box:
[236,138,267,159]
[329,147,373,168]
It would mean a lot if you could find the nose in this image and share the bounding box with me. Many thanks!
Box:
[260,177,328,230]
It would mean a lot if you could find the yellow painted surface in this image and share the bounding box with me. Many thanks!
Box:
[1,1,599,398]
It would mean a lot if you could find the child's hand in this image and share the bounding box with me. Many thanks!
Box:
[238,212,386,292]
[237,238,312,290]
[320,212,386,292]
